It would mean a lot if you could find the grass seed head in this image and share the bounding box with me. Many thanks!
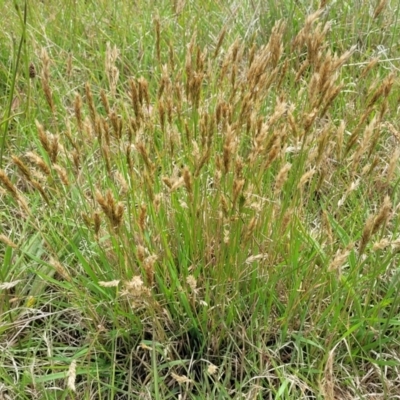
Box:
[35,120,51,155]
[144,254,157,286]
[274,162,292,195]
[74,92,83,132]
[0,169,19,200]
[25,151,50,175]
[12,155,32,181]
[373,0,387,19]
[53,164,69,186]
[0,234,18,248]
[372,195,392,236]
[67,360,77,392]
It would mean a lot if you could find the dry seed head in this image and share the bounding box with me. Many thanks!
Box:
[328,244,354,272]
[214,26,226,58]
[99,280,120,287]
[223,227,230,244]
[114,171,128,196]
[274,162,292,195]
[220,194,229,217]
[50,134,59,163]
[171,372,192,385]
[138,77,150,108]
[365,156,380,177]
[207,363,218,375]
[144,255,157,286]
[295,59,310,82]
[158,101,166,131]
[53,164,69,186]
[183,166,193,197]
[162,176,173,189]
[100,117,109,145]
[105,43,120,97]
[379,98,389,121]
[136,142,154,173]
[67,360,77,392]
[223,125,235,174]
[367,73,393,108]
[154,14,161,63]
[130,79,141,119]
[109,110,122,138]
[12,155,32,181]
[382,72,395,98]
[170,176,185,192]
[308,72,320,105]
[50,257,71,281]
[244,216,257,241]
[265,144,281,171]
[101,143,111,173]
[360,57,379,80]
[25,152,50,175]
[100,89,110,115]
[320,82,344,118]
[360,215,375,255]
[136,244,146,262]
[372,196,392,236]
[186,275,197,292]
[276,58,289,90]
[74,92,83,132]
[35,120,51,154]
[304,109,318,133]
[292,9,324,49]
[373,238,391,251]
[333,45,357,70]
[373,0,387,19]
[114,202,124,229]
[0,234,17,249]
[31,182,48,206]
[0,169,19,199]
[298,168,315,190]
[153,193,162,211]
[96,190,112,219]
[124,276,151,298]
[268,20,285,68]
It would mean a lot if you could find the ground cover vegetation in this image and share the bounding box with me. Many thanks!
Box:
[1,0,400,398]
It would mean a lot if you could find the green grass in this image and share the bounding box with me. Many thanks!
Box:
[1,0,400,398]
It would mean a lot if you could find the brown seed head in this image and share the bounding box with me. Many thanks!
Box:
[29,62,36,79]
[0,169,19,199]
[12,155,32,181]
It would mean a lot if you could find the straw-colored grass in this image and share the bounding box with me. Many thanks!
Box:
[1,1,400,398]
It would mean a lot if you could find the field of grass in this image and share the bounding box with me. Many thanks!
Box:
[1,0,400,398]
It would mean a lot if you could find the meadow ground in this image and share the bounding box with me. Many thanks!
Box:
[1,1,400,399]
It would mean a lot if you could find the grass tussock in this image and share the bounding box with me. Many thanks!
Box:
[1,1,400,399]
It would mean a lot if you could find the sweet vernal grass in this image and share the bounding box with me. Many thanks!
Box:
[1,0,400,398]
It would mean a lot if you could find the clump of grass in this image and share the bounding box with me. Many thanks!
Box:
[1,1,400,398]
